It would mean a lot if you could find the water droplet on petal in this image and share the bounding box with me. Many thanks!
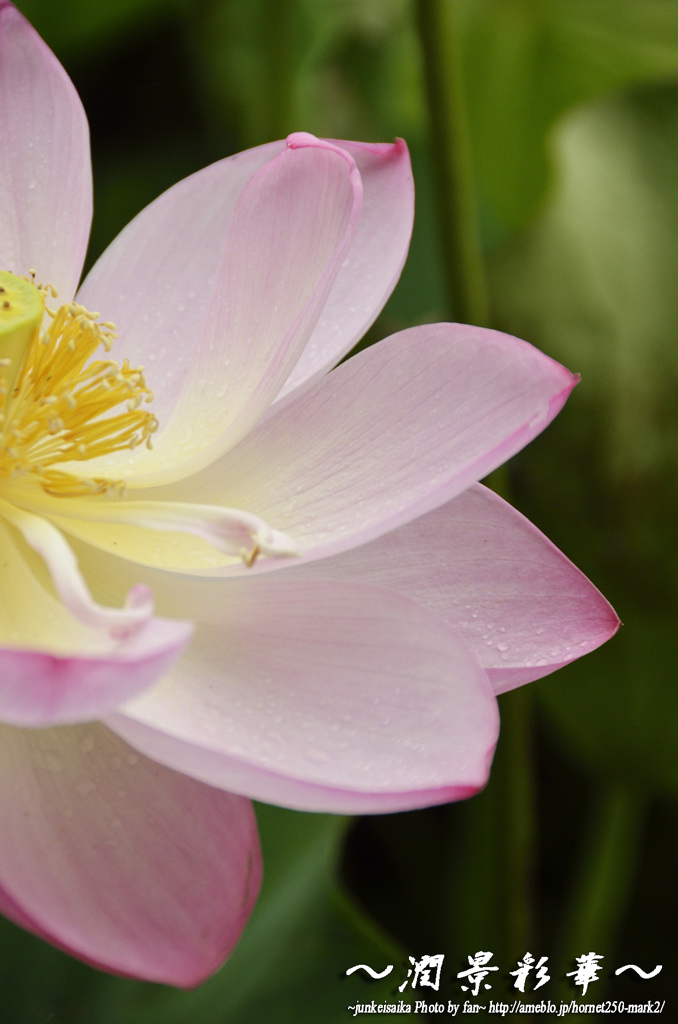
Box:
[305,747,330,764]
[76,777,96,796]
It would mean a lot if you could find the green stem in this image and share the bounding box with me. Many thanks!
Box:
[263,0,297,140]
[555,783,644,1002]
[496,688,537,957]
[417,0,536,969]
[442,692,537,966]
[414,0,489,326]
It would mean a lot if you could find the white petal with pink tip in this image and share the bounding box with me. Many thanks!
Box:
[58,323,576,575]
[211,323,575,565]
[276,484,620,693]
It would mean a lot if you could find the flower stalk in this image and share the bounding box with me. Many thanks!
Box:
[415,0,489,326]
[554,782,644,1001]
[417,0,538,963]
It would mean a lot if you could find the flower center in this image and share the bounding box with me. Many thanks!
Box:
[0,271,299,638]
[0,270,157,496]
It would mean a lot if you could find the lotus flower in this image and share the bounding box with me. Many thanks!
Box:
[0,0,618,989]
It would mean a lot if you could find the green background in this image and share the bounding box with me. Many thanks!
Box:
[4,0,678,1020]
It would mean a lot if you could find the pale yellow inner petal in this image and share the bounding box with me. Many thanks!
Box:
[0,520,123,653]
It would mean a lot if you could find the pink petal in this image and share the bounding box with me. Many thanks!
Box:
[0,723,260,986]
[78,136,412,423]
[76,140,284,422]
[277,138,414,399]
[79,135,363,485]
[0,1,91,300]
[0,521,192,726]
[276,484,620,693]
[106,577,499,814]
[95,323,575,575]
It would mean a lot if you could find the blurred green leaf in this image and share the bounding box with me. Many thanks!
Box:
[188,0,422,148]
[458,0,678,231]
[15,0,184,57]
[490,84,678,792]
[494,86,678,475]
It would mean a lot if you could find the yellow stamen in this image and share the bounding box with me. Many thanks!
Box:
[0,273,297,574]
[0,271,157,495]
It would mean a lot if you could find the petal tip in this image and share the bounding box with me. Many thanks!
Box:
[284,132,360,177]
[286,131,318,149]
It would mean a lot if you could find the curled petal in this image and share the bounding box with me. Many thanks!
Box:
[0,520,192,726]
[0,624,192,729]
[277,137,414,399]
[15,487,300,569]
[0,498,153,633]
[78,136,412,418]
[77,134,363,486]
[106,577,499,814]
[277,484,621,692]
[0,1,91,299]
[76,140,284,422]
[0,723,260,986]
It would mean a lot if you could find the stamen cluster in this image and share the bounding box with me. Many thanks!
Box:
[0,292,157,496]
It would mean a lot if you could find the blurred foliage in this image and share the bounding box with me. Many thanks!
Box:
[459,0,678,231]
[190,0,422,146]
[8,0,678,1019]
[15,0,183,53]
[492,84,678,794]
